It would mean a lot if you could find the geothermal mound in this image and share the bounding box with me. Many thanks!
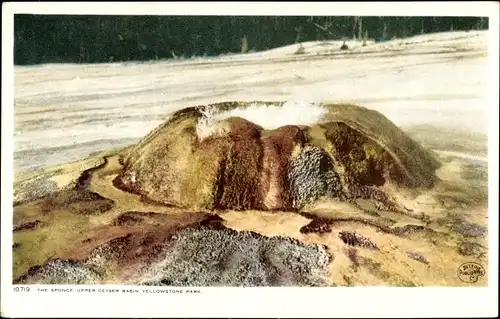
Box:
[13,100,489,287]
[115,101,440,211]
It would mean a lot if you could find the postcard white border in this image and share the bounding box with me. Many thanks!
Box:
[2,2,499,318]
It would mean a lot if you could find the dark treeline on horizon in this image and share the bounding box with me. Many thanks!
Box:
[14,15,488,65]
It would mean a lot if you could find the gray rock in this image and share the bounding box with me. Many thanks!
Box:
[14,177,59,205]
[288,146,343,209]
[451,220,487,237]
[16,259,102,284]
[407,251,429,264]
[139,227,332,287]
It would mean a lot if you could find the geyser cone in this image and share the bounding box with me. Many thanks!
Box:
[115,101,441,210]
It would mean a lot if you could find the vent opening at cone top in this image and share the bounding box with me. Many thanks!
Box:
[115,101,441,211]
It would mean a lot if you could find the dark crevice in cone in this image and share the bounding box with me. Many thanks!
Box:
[214,155,229,210]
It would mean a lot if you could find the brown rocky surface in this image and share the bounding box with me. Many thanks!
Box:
[12,101,488,287]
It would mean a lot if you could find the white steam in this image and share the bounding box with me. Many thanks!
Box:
[196,100,327,140]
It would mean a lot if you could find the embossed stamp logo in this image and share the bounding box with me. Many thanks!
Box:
[457,262,485,283]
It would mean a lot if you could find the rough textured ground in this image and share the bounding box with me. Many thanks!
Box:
[12,152,334,286]
[12,101,488,286]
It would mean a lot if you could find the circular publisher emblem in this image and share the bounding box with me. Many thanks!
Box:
[457,262,485,283]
